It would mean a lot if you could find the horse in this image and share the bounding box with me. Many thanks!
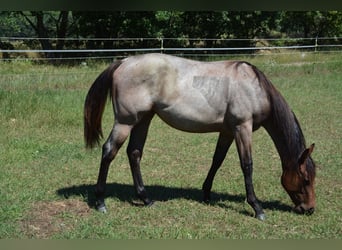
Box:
[84,53,316,220]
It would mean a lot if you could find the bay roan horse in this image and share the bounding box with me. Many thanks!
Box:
[84,53,316,220]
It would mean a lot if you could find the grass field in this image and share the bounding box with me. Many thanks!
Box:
[0,52,341,239]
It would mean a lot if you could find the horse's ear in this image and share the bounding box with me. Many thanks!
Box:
[298,143,315,165]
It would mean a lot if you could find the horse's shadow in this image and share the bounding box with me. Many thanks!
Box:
[56,182,292,216]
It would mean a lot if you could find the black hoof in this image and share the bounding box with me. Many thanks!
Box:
[96,200,107,213]
[202,192,211,203]
[202,198,210,204]
[144,200,155,207]
[97,205,107,213]
[256,213,266,221]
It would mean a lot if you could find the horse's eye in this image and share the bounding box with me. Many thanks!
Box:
[304,179,310,186]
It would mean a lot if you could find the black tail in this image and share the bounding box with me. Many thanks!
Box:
[84,61,122,148]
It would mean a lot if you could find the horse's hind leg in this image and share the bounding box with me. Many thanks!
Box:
[126,112,154,206]
[95,123,131,212]
[202,131,233,202]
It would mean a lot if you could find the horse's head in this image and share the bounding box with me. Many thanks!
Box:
[281,144,316,215]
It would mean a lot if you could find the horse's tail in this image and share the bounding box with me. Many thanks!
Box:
[84,61,122,148]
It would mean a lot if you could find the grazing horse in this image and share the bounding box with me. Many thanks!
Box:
[84,53,316,220]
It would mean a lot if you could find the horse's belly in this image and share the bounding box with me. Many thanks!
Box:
[155,101,224,133]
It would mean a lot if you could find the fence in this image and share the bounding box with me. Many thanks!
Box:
[1,36,342,61]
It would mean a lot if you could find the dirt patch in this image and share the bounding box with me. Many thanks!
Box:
[21,199,91,238]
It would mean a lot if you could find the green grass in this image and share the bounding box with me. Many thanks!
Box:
[0,53,341,239]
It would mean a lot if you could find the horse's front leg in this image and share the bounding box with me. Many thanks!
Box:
[234,122,265,220]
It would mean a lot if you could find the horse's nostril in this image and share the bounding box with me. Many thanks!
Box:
[305,207,315,215]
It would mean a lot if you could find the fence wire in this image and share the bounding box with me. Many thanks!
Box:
[0,37,341,62]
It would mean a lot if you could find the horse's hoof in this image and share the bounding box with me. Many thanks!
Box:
[202,199,210,204]
[96,203,107,213]
[202,193,211,203]
[145,200,155,207]
[256,213,266,221]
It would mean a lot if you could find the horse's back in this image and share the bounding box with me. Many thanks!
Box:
[113,53,271,131]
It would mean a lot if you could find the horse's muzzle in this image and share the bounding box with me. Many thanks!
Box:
[293,205,315,215]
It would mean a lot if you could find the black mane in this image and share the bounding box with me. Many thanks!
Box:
[249,63,315,176]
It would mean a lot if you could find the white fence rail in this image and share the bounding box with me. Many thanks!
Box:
[1,37,341,61]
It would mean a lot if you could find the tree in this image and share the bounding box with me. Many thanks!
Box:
[0,11,34,37]
[2,11,341,61]
[19,11,70,60]
[280,11,342,39]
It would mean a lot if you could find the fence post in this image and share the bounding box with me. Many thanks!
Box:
[315,36,318,52]
[160,38,164,54]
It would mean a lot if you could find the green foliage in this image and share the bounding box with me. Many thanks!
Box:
[1,11,341,59]
[0,11,33,37]
[280,11,342,38]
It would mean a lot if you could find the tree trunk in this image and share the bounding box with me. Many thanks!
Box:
[56,11,69,51]
[34,12,55,60]
[20,11,70,63]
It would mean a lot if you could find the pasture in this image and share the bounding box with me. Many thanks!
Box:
[0,52,341,239]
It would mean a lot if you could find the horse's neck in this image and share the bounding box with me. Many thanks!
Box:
[263,115,304,170]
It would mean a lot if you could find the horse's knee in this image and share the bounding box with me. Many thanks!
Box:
[102,124,131,159]
[127,148,141,165]
[101,141,115,162]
